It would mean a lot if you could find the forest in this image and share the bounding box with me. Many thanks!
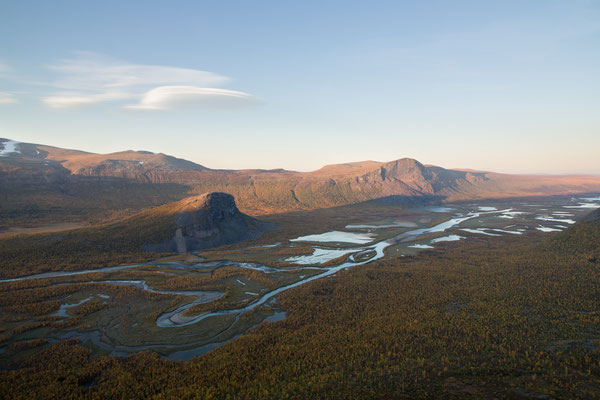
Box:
[0,211,599,399]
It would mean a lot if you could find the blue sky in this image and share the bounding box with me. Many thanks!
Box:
[0,0,599,173]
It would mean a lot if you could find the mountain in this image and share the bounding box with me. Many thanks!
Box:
[2,138,600,226]
[144,192,265,253]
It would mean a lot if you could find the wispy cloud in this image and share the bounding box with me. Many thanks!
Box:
[43,90,131,109]
[0,92,17,104]
[42,52,257,110]
[49,52,227,90]
[0,63,11,77]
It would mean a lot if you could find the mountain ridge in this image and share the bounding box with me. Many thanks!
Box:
[2,137,600,223]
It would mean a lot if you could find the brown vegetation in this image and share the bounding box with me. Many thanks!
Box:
[0,215,599,398]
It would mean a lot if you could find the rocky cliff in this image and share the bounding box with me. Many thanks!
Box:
[145,192,265,253]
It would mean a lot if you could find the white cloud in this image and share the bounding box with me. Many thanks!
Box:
[125,86,257,110]
[0,92,17,104]
[41,52,256,110]
[49,52,227,90]
[43,91,132,109]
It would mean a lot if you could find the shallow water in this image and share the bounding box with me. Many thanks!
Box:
[290,231,375,244]
[0,264,142,284]
[564,203,600,209]
[491,229,523,235]
[422,206,455,213]
[285,247,360,265]
[345,222,417,229]
[460,228,501,237]
[0,259,292,284]
[536,216,576,224]
[54,296,93,317]
[431,235,465,243]
[536,226,562,232]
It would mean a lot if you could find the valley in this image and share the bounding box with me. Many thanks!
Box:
[2,138,600,398]
[3,3,600,397]
[1,194,597,366]
[1,193,600,398]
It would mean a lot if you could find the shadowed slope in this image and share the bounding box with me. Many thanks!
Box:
[145,192,266,253]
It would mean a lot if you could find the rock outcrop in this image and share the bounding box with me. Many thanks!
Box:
[145,192,265,253]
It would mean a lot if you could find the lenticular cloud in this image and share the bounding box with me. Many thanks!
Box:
[41,52,256,110]
[125,86,257,110]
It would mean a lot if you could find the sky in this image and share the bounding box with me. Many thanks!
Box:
[0,0,599,174]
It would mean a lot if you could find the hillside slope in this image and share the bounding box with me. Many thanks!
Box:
[0,192,265,279]
[2,138,600,224]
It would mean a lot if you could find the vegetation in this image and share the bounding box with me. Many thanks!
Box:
[1,214,600,398]
[0,199,438,279]
[0,203,179,279]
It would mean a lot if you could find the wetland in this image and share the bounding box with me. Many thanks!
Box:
[1,194,598,362]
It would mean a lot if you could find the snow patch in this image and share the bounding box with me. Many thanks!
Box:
[0,140,20,156]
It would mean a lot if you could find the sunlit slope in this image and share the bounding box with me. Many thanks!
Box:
[2,138,600,221]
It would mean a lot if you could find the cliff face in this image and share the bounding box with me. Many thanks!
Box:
[145,192,265,253]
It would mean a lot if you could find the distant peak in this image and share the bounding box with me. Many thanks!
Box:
[382,158,425,170]
[309,160,385,177]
